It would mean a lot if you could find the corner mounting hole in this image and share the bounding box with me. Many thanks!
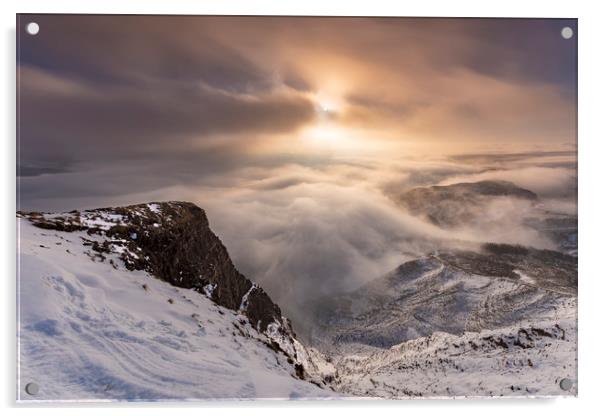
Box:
[25,382,40,395]
[26,22,40,36]
[559,378,573,391]
[561,26,573,39]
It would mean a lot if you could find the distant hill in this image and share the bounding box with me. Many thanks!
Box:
[397,180,538,228]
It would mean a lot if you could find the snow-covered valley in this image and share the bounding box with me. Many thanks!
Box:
[313,264,577,398]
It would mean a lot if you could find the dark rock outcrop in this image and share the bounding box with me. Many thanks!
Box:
[20,201,283,331]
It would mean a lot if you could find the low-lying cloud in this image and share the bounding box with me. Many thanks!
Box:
[438,166,576,198]
[18,150,577,338]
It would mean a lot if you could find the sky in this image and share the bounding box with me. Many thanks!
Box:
[17,15,577,334]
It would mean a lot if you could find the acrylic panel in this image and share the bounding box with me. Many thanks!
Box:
[16,14,578,401]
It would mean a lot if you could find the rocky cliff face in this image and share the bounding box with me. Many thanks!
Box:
[20,201,283,332]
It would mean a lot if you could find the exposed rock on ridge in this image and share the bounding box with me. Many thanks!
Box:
[20,201,283,332]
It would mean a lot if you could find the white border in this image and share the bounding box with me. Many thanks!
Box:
[2,1,601,415]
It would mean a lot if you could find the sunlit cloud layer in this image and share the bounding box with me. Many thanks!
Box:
[18,15,576,172]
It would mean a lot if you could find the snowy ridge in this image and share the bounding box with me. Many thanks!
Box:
[19,202,288,332]
[17,212,336,401]
[331,297,576,398]
[239,284,257,312]
[309,250,577,397]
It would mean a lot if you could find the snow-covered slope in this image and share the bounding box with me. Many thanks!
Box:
[309,246,577,397]
[311,245,576,348]
[332,300,576,398]
[17,207,336,401]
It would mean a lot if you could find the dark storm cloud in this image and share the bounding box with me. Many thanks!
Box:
[17,163,71,177]
[17,15,274,90]
[18,65,315,164]
[17,15,318,170]
[345,17,576,87]
[458,19,577,89]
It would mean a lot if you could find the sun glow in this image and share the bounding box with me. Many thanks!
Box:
[293,89,394,154]
[306,94,346,144]
[316,98,339,115]
[299,91,361,150]
[314,93,343,116]
[303,124,346,142]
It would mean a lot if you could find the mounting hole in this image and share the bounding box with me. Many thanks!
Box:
[26,22,40,36]
[561,27,573,40]
[25,382,40,395]
[559,378,573,391]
